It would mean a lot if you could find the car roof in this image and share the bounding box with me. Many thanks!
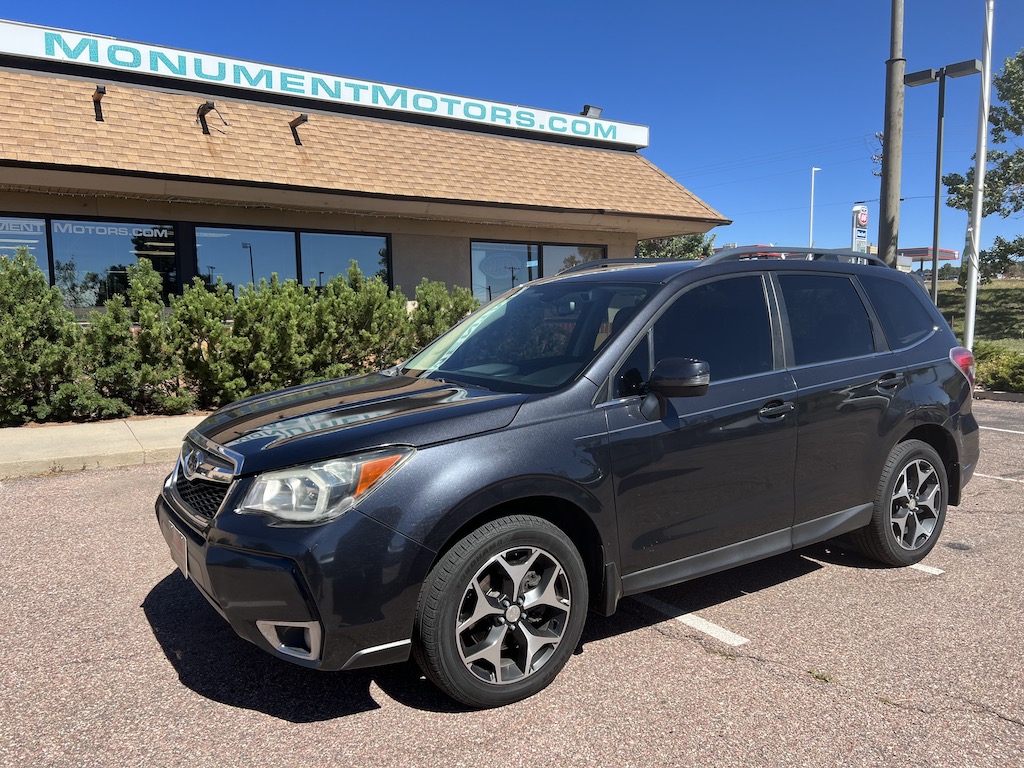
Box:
[553,246,891,285]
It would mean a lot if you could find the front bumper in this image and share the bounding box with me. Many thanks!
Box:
[155,480,433,671]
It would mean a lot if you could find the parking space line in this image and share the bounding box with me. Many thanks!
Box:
[632,594,750,646]
[974,472,1024,484]
[909,563,944,576]
[979,426,1024,435]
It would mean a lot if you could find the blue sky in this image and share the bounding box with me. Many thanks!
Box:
[5,1,1023,263]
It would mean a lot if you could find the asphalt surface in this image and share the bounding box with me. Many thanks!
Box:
[1,399,1021,767]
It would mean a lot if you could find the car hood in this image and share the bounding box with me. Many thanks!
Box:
[192,373,527,476]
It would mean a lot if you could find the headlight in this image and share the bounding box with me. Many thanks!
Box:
[238,447,414,524]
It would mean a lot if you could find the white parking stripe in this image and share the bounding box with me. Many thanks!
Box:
[974,472,1024,484]
[632,594,750,646]
[979,426,1024,435]
[909,563,944,576]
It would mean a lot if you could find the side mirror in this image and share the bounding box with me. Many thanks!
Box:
[640,358,710,421]
[650,357,710,397]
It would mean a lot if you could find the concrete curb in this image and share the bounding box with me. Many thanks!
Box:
[0,414,206,481]
[974,389,1024,403]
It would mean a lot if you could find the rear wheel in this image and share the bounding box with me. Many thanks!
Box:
[413,515,588,708]
[852,439,948,566]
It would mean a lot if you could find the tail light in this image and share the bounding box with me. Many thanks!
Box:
[950,346,976,388]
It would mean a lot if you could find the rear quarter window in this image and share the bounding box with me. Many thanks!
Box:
[860,275,937,349]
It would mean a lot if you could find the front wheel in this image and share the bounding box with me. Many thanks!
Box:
[851,439,948,566]
[413,515,588,708]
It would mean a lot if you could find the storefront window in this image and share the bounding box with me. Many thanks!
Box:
[542,244,606,276]
[196,227,296,295]
[471,243,539,303]
[0,217,49,283]
[299,232,389,287]
[471,242,606,303]
[50,219,177,315]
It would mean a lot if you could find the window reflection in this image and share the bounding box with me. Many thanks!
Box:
[471,242,606,303]
[471,243,539,303]
[0,217,49,283]
[542,244,605,276]
[300,232,389,286]
[50,219,176,316]
[196,227,296,295]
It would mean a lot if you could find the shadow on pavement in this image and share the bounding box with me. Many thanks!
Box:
[581,542,848,645]
[143,572,386,721]
[143,540,878,718]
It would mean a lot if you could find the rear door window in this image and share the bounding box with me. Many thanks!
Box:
[860,275,937,349]
[777,274,875,365]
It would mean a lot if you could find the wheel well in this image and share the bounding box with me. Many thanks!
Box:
[437,496,608,611]
[901,424,962,505]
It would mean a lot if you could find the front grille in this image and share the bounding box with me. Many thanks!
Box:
[175,474,230,519]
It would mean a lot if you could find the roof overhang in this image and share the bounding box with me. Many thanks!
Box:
[0,163,724,239]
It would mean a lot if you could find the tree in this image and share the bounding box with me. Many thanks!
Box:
[966,235,1024,284]
[636,233,716,260]
[943,47,1024,217]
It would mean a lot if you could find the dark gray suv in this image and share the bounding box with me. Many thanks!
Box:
[156,247,979,708]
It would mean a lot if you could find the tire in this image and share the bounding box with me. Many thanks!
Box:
[413,515,588,708]
[851,439,948,566]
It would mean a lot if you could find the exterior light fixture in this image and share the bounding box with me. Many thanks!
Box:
[905,59,983,303]
[289,113,309,145]
[92,85,106,122]
[196,101,216,134]
[581,104,603,118]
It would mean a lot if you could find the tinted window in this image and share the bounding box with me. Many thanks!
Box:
[778,274,874,365]
[860,275,936,349]
[50,219,177,317]
[196,227,296,295]
[652,276,773,381]
[0,217,49,284]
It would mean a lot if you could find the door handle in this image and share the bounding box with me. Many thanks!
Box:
[758,401,795,419]
[876,372,906,390]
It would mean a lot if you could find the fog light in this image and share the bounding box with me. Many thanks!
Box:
[256,620,322,661]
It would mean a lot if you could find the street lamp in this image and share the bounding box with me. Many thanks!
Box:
[809,167,821,247]
[905,59,982,303]
[241,241,255,286]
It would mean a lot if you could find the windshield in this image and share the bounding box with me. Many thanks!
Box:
[401,280,653,392]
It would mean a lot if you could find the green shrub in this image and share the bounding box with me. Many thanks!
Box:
[169,277,238,409]
[409,278,479,348]
[0,248,94,425]
[79,258,195,416]
[3,253,488,422]
[309,263,412,379]
[226,274,316,399]
[974,340,1024,392]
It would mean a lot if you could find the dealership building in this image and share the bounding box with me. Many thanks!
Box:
[0,20,727,314]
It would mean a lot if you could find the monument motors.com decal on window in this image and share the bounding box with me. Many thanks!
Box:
[0,20,650,148]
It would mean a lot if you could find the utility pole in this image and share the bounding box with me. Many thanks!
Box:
[964,0,995,350]
[878,0,905,268]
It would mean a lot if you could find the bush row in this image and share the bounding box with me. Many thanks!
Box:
[0,249,478,426]
[973,341,1024,394]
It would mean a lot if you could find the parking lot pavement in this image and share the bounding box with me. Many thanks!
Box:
[1,400,1021,767]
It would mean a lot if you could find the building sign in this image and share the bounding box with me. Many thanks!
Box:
[851,205,869,253]
[0,20,650,148]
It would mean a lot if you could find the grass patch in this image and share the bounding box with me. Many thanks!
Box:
[808,669,834,684]
[937,281,1024,348]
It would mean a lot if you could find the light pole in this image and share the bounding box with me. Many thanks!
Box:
[241,241,255,286]
[905,59,982,303]
[809,167,821,247]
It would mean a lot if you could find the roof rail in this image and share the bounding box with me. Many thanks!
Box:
[702,246,889,268]
[558,258,671,275]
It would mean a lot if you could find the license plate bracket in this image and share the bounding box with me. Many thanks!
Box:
[166,520,189,580]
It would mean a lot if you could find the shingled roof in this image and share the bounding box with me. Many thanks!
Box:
[0,69,728,236]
